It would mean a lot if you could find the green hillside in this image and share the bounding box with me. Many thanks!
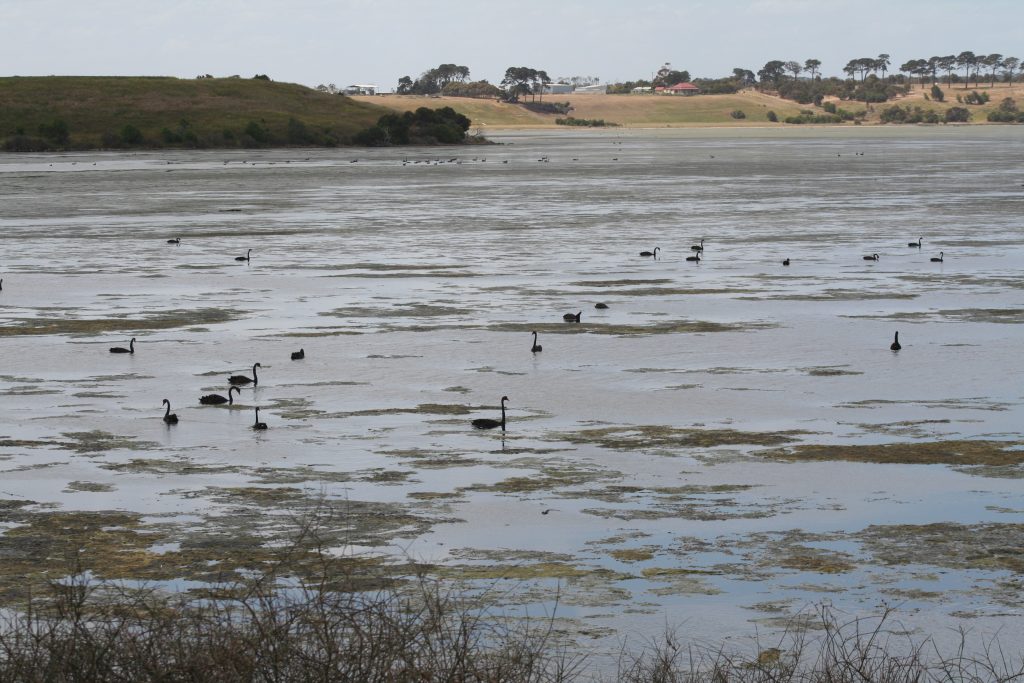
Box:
[0,76,390,150]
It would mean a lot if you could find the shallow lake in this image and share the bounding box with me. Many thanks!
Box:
[1,126,1023,661]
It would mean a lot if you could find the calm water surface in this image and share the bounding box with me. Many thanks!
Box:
[2,126,1023,660]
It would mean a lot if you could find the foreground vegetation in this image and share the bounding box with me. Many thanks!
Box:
[0,76,392,151]
[1,509,1022,682]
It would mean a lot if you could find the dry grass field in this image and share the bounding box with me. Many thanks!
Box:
[355,83,1024,128]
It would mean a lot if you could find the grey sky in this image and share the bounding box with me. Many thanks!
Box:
[3,0,1022,89]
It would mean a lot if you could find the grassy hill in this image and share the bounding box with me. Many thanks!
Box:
[0,76,390,150]
[355,85,1024,128]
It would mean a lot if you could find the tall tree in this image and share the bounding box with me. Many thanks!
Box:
[983,53,1003,87]
[1002,57,1020,86]
[804,59,821,80]
[937,55,957,87]
[876,54,891,81]
[758,60,786,87]
[956,51,977,88]
[784,61,802,80]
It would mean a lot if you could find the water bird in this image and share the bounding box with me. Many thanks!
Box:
[0,278,3,291]
[472,396,508,430]
[863,253,879,261]
[531,331,542,353]
[685,254,701,262]
[252,407,268,430]
[930,252,944,262]
[291,349,305,360]
[199,386,240,405]
[166,238,180,245]
[563,311,581,322]
[890,331,901,351]
[229,363,261,386]
[541,509,559,515]
[595,303,609,309]
[908,237,922,248]
[162,399,178,424]
[639,247,660,257]
[782,258,790,266]
[690,239,705,252]
[110,338,136,354]
[234,249,252,262]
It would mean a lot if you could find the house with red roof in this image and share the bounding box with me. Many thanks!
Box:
[656,82,701,96]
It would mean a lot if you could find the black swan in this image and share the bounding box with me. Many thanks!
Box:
[531,331,542,353]
[252,407,268,430]
[691,239,705,252]
[595,303,609,309]
[167,238,181,245]
[890,331,901,351]
[291,349,305,360]
[563,311,581,322]
[162,399,179,424]
[229,363,261,386]
[472,396,508,430]
[863,253,879,261]
[930,252,944,262]
[110,338,136,354]
[685,254,701,262]
[639,247,660,257]
[200,386,240,405]
[908,237,922,248]
[234,249,252,262]
[782,258,790,266]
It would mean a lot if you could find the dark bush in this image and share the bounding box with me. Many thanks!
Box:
[766,111,778,122]
[244,121,270,143]
[730,110,746,119]
[944,106,971,122]
[38,119,70,145]
[121,125,144,145]
[930,84,945,102]
[3,135,50,152]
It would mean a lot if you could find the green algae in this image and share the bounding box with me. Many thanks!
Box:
[763,439,1024,468]
[100,458,241,476]
[378,447,483,469]
[803,366,863,377]
[0,307,242,337]
[321,303,473,319]
[610,548,655,562]
[64,481,115,493]
[60,430,160,455]
[857,522,1024,573]
[486,319,767,337]
[550,425,803,454]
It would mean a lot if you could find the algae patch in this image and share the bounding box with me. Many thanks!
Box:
[550,425,802,454]
[763,439,1024,471]
[0,307,243,337]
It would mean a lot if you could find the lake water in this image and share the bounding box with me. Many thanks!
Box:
[1,126,1023,663]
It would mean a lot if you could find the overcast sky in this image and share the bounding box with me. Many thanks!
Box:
[3,0,1022,89]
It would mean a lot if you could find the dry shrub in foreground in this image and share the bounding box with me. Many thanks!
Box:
[1,510,1022,682]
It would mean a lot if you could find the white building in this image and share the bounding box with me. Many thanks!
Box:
[344,84,379,95]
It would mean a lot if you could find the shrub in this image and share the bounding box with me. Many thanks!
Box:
[766,110,778,122]
[944,106,971,122]
[38,119,70,145]
[555,117,615,127]
[244,121,270,143]
[822,101,837,114]
[963,90,990,105]
[930,84,945,102]
[730,109,746,119]
[120,125,144,145]
[3,135,50,152]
